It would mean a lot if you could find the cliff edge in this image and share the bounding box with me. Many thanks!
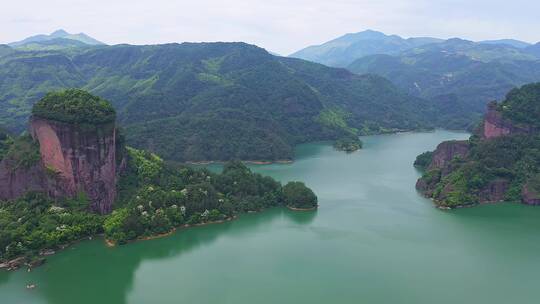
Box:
[0,89,118,214]
[416,83,540,208]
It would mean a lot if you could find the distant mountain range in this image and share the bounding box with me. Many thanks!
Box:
[479,39,532,49]
[290,30,537,67]
[290,30,444,67]
[291,30,540,128]
[8,29,105,50]
[0,42,438,161]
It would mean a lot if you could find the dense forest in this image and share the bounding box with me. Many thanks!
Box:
[0,89,318,265]
[333,135,363,152]
[0,145,317,263]
[32,89,116,125]
[0,42,437,162]
[347,39,540,129]
[291,30,540,130]
[415,83,540,208]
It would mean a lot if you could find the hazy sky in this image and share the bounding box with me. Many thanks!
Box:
[2,0,539,54]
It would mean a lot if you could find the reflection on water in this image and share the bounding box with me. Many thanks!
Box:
[3,131,540,304]
[0,208,315,304]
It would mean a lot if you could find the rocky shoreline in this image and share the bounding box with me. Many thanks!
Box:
[0,238,92,271]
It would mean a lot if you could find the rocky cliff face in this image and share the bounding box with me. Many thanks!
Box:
[522,183,540,205]
[415,140,471,203]
[0,159,48,200]
[29,117,116,214]
[428,140,470,172]
[478,179,509,203]
[483,102,533,139]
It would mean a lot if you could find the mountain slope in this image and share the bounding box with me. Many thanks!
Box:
[0,45,13,57]
[479,39,531,49]
[0,42,435,161]
[525,43,540,58]
[348,39,540,128]
[416,83,540,208]
[289,30,443,67]
[9,29,105,48]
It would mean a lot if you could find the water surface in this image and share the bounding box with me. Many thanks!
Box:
[2,130,540,304]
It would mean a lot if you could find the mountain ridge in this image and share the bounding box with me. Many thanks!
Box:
[0,42,436,162]
[8,29,105,48]
[290,30,539,67]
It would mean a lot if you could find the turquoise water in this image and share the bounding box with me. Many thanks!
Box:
[2,130,540,304]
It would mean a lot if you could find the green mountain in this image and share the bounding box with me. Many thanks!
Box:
[416,83,540,208]
[526,43,540,58]
[348,39,540,129]
[289,30,443,67]
[0,42,435,162]
[479,39,531,49]
[0,45,14,57]
[8,29,105,48]
[10,38,93,51]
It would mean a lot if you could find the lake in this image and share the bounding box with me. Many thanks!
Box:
[2,130,540,304]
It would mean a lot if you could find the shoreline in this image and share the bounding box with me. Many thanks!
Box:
[0,235,101,272]
[287,205,318,211]
[436,200,513,210]
[2,216,242,271]
[185,160,293,165]
[104,216,238,247]
[2,205,305,272]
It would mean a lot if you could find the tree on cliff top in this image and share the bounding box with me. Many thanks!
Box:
[32,89,116,125]
[500,82,540,128]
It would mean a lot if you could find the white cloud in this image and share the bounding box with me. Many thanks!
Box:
[1,0,539,54]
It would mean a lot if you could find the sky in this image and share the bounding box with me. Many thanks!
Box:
[2,0,540,55]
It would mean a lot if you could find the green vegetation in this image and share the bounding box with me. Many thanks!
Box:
[0,128,13,161]
[0,42,435,162]
[417,84,540,207]
[32,89,116,125]
[429,135,539,207]
[333,135,363,152]
[2,135,40,170]
[0,145,319,261]
[0,193,104,262]
[347,40,540,130]
[499,83,540,128]
[107,151,298,244]
[526,174,540,196]
[282,181,318,209]
[414,151,433,171]
[317,108,358,135]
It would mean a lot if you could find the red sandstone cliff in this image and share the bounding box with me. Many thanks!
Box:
[415,140,471,199]
[427,140,470,172]
[483,102,534,139]
[0,159,49,200]
[0,117,117,214]
[522,183,540,205]
[29,117,117,214]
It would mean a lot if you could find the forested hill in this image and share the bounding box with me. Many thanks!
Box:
[415,83,540,208]
[0,42,435,161]
[347,39,540,129]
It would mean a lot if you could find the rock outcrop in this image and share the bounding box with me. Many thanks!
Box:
[478,179,509,203]
[0,89,119,214]
[428,140,469,172]
[522,183,540,205]
[483,102,534,139]
[415,140,470,202]
[29,117,117,213]
[0,158,49,200]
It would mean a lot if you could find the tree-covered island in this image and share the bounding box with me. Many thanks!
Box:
[0,90,318,270]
